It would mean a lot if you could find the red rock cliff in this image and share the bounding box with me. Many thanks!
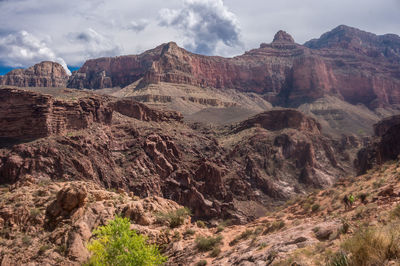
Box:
[68,26,400,109]
[0,61,69,87]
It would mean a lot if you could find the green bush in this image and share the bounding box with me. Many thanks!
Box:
[196,220,206,228]
[86,216,166,266]
[156,207,191,228]
[195,235,223,252]
[195,260,207,266]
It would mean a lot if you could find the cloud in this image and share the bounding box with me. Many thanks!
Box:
[159,0,242,55]
[127,19,149,33]
[65,28,121,63]
[0,30,71,74]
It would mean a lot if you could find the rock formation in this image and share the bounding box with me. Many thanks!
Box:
[0,87,356,223]
[0,87,112,140]
[66,26,400,110]
[0,61,69,87]
[356,115,400,174]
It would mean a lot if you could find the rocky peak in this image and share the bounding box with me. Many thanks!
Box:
[0,61,69,87]
[304,25,400,62]
[272,30,295,43]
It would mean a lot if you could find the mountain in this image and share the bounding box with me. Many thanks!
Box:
[1,26,399,136]
[66,26,400,110]
[0,61,69,88]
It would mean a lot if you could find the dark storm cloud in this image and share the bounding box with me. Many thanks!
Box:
[159,0,241,55]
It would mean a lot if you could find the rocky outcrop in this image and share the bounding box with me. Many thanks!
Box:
[356,115,400,174]
[0,87,112,140]
[0,88,355,222]
[0,61,69,87]
[112,98,183,122]
[235,109,321,134]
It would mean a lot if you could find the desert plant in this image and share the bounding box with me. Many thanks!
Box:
[391,204,400,219]
[229,229,253,246]
[195,235,223,252]
[195,260,207,266]
[183,228,196,236]
[22,235,32,245]
[263,220,285,235]
[196,220,206,228]
[156,207,191,228]
[216,224,224,233]
[326,251,349,266]
[342,225,400,266]
[210,246,221,257]
[311,204,320,212]
[86,216,166,266]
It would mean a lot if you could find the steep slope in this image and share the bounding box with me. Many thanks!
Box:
[0,87,356,223]
[356,114,400,174]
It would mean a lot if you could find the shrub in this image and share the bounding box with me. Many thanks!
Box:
[326,251,349,266]
[263,220,285,235]
[183,228,196,236]
[216,224,224,233]
[229,229,253,246]
[39,245,50,255]
[196,220,206,228]
[196,260,207,266]
[210,246,221,257]
[22,235,32,245]
[342,225,400,266]
[311,204,320,212]
[156,207,191,228]
[86,216,166,266]
[391,204,400,219]
[195,235,223,252]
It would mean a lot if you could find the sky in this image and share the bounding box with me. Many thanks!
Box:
[0,0,399,75]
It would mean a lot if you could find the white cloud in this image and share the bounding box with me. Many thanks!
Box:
[127,19,149,33]
[159,0,242,54]
[0,0,399,69]
[65,28,121,64]
[0,31,71,74]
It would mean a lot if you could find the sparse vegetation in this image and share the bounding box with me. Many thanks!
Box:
[22,235,32,245]
[311,203,320,212]
[216,224,224,233]
[38,245,50,255]
[263,220,285,235]
[326,251,349,266]
[183,228,196,236]
[155,207,191,228]
[86,216,166,266]
[229,229,253,246]
[195,260,207,266]
[390,203,400,219]
[210,246,221,257]
[341,224,400,265]
[195,235,223,252]
[196,220,206,228]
